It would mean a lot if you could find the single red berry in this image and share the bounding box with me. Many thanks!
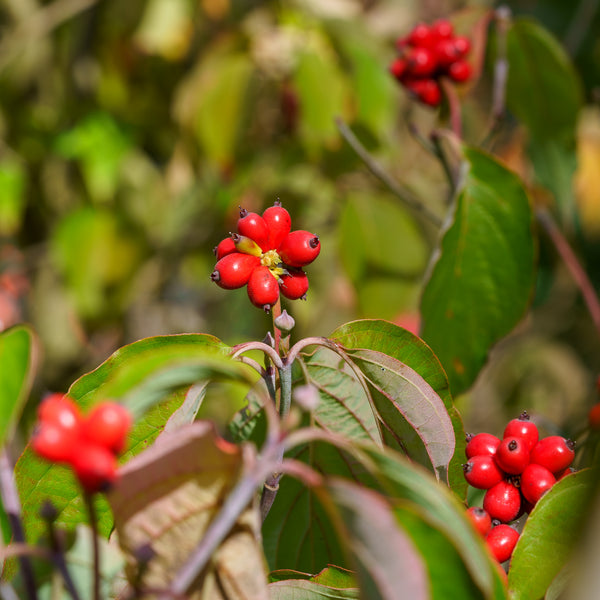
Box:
[211,253,260,290]
[280,269,309,300]
[406,23,433,47]
[431,19,454,40]
[262,202,292,250]
[405,78,442,107]
[38,394,82,432]
[453,36,471,57]
[71,443,118,493]
[32,422,79,463]
[483,481,521,523]
[405,47,437,77]
[520,463,556,505]
[495,436,530,475]
[466,507,492,537]
[556,466,576,480]
[529,436,575,474]
[213,237,236,260]
[83,402,131,455]
[237,208,270,251]
[589,403,600,430]
[278,230,321,267]
[448,60,472,82]
[389,57,408,80]
[434,39,460,67]
[247,266,280,311]
[465,432,501,458]
[503,411,539,451]
[486,524,519,563]
[463,455,504,489]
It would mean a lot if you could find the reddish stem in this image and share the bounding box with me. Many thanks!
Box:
[440,78,463,139]
[271,297,282,356]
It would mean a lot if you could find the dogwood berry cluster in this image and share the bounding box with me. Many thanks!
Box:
[211,201,320,312]
[463,411,575,564]
[389,19,472,107]
[32,393,131,493]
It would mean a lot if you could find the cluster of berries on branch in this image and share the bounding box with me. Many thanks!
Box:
[390,19,472,107]
[32,393,131,493]
[463,411,575,565]
[211,201,320,312]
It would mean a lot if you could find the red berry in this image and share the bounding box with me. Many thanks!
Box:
[495,437,530,475]
[448,60,472,82]
[263,202,292,250]
[405,47,437,77]
[486,524,519,563]
[556,466,576,480]
[211,253,260,290]
[278,231,321,267]
[520,463,556,505]
[503,411,539,451]
[406,23,433,47]
[453,36,471,58]
[32,422,79,463]
[405,78,442,107]
[589,403,600,430]
[247,266,280,311]
[431,19,454,40]
[280,269,309,300]
[237,208,270,251]
[466,507,492,536]
[83,402,131,454]
[530,436,575,473]
[389,57,408,80]
[465,433,501,458]
[483,481,521,523]
[38,394,82,432]
[71,443,118,493]
[463,455,504,489]
[434,39,460,67]
[213,237,236,260]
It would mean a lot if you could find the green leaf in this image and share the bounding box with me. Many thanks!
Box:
[330,319,466,497]
[505,18,583,144]
[0,325,35,446]
[420,147,536,397]
[269,580,359,599]
[270,566,357,588]
[0,159,26,235]
[508,469,596,600]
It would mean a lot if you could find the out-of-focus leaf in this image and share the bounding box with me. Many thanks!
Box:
[324,480,429,600]
[420,146,536,397]
[505,18,583,144]
[109,421,268,597]
[330,320,466,497]
[0,325,35,446]
[270,566,356,588]
[51,207,144,318]
[575,107,600,239]
[269,580,358,599]
[508,469,596,600]
[0,160,26,235]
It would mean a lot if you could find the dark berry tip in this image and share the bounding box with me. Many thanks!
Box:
[462,462,471,473]
[274,199,282,207]
[465,433,473,443]
[309,236,320,249]
[473,507,486,516]
[210,271,220,282]
[508,439,518,451]
[566,439,576,451]
[213,246,218,256]
[231,232,241,242]
[239,207,248,218]
[519,410,530,421]
[300,293,307,301]
[263,304,271,314]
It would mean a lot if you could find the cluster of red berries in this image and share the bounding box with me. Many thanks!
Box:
[211,202,320,312]
[389,19,472,107]
[463,412,575,564]
[32,393,131,493]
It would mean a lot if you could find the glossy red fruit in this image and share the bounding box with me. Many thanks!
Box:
[530,436,575,473]
[406,23,433,47]
[213,237,236,260]
[466,507,492,537]
[71,443,118,493]
[405,79,442,107]
[389,57,408,80]
[280,269,309,300]
[263,202,292,250]
[83,402,131,454]
[465,433,501,458]
[32,422,78,463]
[405,47,437,77]
[486,524,519,563]
[448,60,472,82]
[278,231,321,267]
[434,39,460,67]
[495,436,530,475]
[237,208,270,251]
[211,253,260,289]
[431,19,454,40]
[247,266,280,310]
[463,455,504,489]
[589,403,600,430]
[483,481,521,523]
[38,394,82,432]
[520,463,556,505]
[503,411,539,451]
[453,36,471,57]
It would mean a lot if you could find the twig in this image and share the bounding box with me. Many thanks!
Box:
[335,117,442,227]
[439,79,463,139]
[430,131,458,197]
[536,207,600,337]
[230,341,283,370]
[83,493,100,600]
[0,451,38,600]
[45,517,82,600]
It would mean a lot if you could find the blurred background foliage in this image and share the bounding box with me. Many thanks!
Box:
[0,0,599,439]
